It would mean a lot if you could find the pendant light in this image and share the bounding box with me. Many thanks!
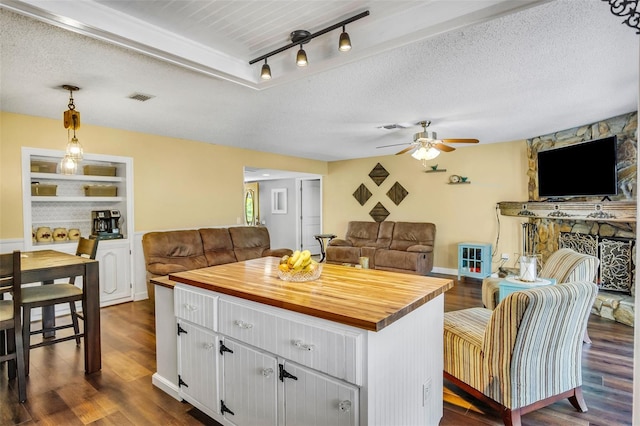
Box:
[60,84,83,175]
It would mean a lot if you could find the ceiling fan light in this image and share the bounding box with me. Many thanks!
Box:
[296,46,308,66]
[411,145,440,162]
[339,28,351,51]
[261,61,272,79]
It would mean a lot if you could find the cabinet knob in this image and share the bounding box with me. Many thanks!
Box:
[338,400,352,412]
[184,303,198,311]
[293,340,315,351]
[203,342,214,350]
[234,320,254,329]
[262,368,274,378]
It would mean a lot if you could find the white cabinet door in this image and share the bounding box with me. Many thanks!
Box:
[221,339,278,426]
[177,321,219,417]
[283,361,359,426]
[96,241,132,306]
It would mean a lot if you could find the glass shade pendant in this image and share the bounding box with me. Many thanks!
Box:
[66,130,84,161]
[60,154,78,175]
[296,44,308,66]
[411,144,440,167]
[261,60,272,80]
[339,26,351,51]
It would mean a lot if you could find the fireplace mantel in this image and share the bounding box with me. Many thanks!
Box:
[498,201,637,223]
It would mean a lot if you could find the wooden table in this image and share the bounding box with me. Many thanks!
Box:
[169,256,453,331]
[20,250,101,374]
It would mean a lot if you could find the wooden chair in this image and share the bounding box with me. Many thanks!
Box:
[0,251,27,402]
[21,237,98,375]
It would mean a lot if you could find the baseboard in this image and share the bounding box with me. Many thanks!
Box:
[152,373,181,401]
[432,266,457,276]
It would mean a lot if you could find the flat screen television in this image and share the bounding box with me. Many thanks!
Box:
[537,136,618,199]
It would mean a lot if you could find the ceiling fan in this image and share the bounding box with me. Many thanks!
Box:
[377,121,479,163]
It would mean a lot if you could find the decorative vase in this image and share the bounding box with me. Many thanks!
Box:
[36,226,53,243]
[53,228,68,241]
[68,228,81,240]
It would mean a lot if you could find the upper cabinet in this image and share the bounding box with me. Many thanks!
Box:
[22,147,134,251]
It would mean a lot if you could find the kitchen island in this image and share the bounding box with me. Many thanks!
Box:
[152,257,453,426]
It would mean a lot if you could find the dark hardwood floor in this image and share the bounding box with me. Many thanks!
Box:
[0,275,633,425]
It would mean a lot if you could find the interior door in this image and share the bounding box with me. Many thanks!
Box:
[299,179,321,254]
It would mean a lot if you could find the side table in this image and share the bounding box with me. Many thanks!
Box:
[499,276,557,302]
[314,233,337,262]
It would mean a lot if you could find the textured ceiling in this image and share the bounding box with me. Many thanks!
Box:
[0,0,637,163]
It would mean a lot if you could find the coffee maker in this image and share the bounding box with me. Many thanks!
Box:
[91,210,123,240]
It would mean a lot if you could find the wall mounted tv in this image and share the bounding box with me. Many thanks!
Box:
[537,135,618,199]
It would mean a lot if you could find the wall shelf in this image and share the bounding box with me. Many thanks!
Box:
[449,182,471,185]
[424,169,447,173]
[498,201,636,222]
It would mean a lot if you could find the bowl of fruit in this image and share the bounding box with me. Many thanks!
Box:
[277,250,322,282]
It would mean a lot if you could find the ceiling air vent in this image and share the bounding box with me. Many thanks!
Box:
[377,122,412,130]
[128,93,155,102]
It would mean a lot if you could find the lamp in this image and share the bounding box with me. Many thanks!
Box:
[339,26,352,51]
[60,84,84,174]
[261,59,272,80]
[249,11,369,79]
[411,143,441,167]
[296,44,308,67]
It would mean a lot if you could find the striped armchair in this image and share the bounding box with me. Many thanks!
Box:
[481,248,599,310]
[444,281,598,426]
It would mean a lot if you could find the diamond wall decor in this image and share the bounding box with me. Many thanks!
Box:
[369,163,389,186]
[387,181,408,206]
[369,202,390,222]
[353,183,372,206]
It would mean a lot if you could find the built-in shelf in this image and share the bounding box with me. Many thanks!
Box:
[32,196,125,202]
[498,201,636,222]
[31,172,125,183]
[424,169,447,173]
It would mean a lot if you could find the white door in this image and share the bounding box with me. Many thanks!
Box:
[177,321,219,417]
[221,338,278,426]
[283,361,359,426]
[300,179,321,254]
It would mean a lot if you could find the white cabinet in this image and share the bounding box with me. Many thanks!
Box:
[21,147,134,306]
[177,320,220,418]
[97,241,131,306]
[220,339,278,426]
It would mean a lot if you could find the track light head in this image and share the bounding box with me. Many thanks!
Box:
[296,45,308,67]
[261,60,272,80]
[339,26,351,51]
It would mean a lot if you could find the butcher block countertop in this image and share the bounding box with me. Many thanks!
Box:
[167,257,453,332]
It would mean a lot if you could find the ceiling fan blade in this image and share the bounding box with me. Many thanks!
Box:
[396,145,416,155]
[433,143,456,152]
[377,142,412,149]
[441,138,479,144]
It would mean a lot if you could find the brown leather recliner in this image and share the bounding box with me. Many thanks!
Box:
[325,221,393,266]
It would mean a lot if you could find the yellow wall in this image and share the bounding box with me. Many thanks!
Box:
[1,111,530,271]
[323,141,529,270]
[0,112,327,236]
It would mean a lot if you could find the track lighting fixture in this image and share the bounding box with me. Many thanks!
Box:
[249,10,369,79]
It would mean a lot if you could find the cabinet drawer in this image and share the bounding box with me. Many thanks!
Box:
[219,298,362,385]
[174,285,218,330]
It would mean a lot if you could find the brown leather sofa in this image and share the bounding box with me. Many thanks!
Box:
[326,221,436,275]
[142,226,293,307]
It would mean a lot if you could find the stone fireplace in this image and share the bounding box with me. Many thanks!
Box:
[500,111,637,326]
